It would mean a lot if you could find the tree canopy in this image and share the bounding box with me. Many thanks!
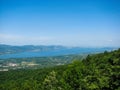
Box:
[0,49,120,90]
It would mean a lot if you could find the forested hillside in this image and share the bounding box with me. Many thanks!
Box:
[0,49,120,90]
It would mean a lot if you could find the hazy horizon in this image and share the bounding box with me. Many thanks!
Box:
[0,0,120,47]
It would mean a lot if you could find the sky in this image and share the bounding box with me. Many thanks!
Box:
[0,0,120,47]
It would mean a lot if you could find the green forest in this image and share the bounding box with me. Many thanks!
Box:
[0,49,120,90]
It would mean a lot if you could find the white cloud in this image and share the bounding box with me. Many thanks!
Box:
[107,39,113,42]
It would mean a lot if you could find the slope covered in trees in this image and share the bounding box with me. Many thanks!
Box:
[0,49,120,90]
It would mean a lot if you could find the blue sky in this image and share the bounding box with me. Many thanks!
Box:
[0,0,120,47]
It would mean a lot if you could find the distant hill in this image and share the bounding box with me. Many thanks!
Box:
[0,44,66,55]
[0,44,117,59]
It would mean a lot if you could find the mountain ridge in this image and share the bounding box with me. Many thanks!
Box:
[0,44,118,59]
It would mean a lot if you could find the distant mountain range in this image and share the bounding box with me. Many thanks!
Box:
[0,44,118,59]
[0,44,66,55]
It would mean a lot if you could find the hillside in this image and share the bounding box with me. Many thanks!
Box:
[0,54,86,70]
[0,49,120,90]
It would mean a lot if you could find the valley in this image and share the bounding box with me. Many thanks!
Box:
[0,44,117,70]
[0,54,86,70]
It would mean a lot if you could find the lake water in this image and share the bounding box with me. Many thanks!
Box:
[0,48,113,59]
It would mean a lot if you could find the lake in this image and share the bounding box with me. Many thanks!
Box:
[0,48,113,59]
